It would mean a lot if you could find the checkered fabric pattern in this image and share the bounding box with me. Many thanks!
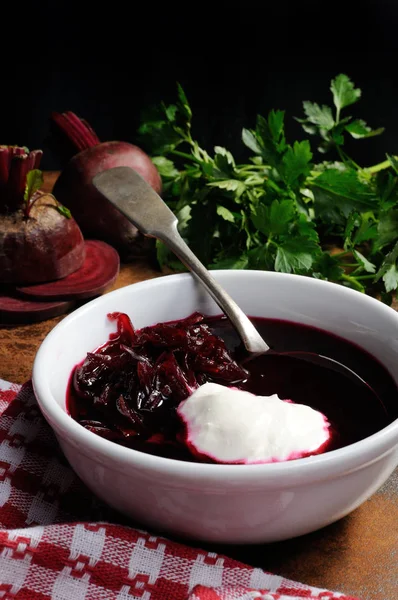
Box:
[0,379,360,600]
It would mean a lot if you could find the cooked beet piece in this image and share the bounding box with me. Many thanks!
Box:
[68,312,248,448]
[0,292,74,324]
[17,240,119,300]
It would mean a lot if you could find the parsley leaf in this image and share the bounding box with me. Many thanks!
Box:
[296,75,382,163]
[275,238,320,273]
[216,205,235,222]
[302,101,335,130]
[387,154,398,175]
[248,246,274,270]
[213,146,236,174]
[138,85,193,154]
[352,213,378,244]
[210,255,249,269]
[313,253,344,281]
[377,210,398,250]
[208,180,246,197]
[251,203,269,236]
[375,241,398,291]
[255,110,286,167]
[151,156,180,178]
[382,263,398,292]
[177,83,192,121]
[251,199,296,237]
[331,74,361,113]
[293,213,319,242]
[312,168,376,217]
[353,249,376,274]
[345,119,384,139]
[269,200,296,235]
[242,128,262,154]
[282,140,312,187]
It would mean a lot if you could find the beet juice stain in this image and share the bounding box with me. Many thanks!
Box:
[67,312,398,463]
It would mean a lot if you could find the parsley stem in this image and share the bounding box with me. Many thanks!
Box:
[266,236,276,250]
[331,250,351,259]
[239,164,255,169]
[171,149,202,165]
[336,145,348,166]
[237,164,269,171]
[354,274,376,280]
[341,274,365,291]
[347,155,363,172]
[337,146,363,172]
[366,156,398,174]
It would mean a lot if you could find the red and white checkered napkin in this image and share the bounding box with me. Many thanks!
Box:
[0,379,360,600]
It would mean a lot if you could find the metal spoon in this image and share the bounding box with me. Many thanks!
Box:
[92,166,381,396]
[93,166,268,354]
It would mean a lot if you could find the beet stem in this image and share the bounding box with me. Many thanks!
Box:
[24,190,42,217]
[12,147,26,157]
[51,111,100,152]
[0,148,10,185]
[64,112,99,148]
[7,155,29,212]
[0,147,44,213]
[81,118,101,143]
[30,150,43,170]
[50,112,84,150]
[65,112,100,146]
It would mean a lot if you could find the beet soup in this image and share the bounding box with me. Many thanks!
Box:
[67,311,398,463]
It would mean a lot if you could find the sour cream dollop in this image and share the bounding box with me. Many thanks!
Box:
[177,382,331,464]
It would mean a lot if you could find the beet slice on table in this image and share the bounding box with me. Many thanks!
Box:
[16,240,120,301]
[0,294,74,325]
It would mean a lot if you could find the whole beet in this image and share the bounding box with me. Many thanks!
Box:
[51,114,162,259]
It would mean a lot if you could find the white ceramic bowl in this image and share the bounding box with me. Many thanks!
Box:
[32,271,398,544]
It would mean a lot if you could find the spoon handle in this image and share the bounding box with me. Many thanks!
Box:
[93,166,269,354]
[159,222,269,354]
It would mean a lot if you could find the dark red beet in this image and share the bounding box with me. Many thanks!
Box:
[51,112,162,258]
[0,193,85,284]
[0,146,85,284]
[17,240,119,300]
[0,292,74,324]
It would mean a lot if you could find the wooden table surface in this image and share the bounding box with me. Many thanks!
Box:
[1,173,397,600]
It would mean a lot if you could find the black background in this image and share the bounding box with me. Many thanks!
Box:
[2,0,398,169]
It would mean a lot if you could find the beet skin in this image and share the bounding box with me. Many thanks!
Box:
[53,141,162,258]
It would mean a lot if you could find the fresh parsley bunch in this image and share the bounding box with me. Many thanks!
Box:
[138,76,398,304]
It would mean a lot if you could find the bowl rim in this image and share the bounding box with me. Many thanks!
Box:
[32,270,398,484]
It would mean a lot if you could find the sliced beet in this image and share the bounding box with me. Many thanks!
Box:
[16,240,120,301]
[0,293,74,324]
